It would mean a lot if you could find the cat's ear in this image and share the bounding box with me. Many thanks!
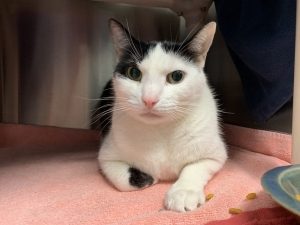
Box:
[109,19,133,60]
[187,22,216,68]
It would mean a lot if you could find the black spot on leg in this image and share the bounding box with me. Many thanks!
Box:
[129,167,154,188]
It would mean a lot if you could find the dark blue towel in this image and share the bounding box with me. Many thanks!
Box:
[214,0,296,121]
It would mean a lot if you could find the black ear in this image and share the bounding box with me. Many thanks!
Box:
[109,19,137,61]
[187,22,216,67]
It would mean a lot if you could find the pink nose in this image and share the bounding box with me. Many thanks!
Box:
[143,98,158,108]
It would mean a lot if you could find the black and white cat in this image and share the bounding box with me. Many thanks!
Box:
[97,19,227,212]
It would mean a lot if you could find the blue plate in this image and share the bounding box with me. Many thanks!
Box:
[261,164,300,216]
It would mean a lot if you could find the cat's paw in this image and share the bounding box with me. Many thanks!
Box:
[165,188,205,212]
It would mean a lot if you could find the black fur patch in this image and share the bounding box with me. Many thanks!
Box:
[114,41,156,77]
[91,80,114,136]
[128,167,154,188]
[115,40,198,78]
[160,41,198,62]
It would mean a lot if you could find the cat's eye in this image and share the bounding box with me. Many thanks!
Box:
[166,70,184,84]
[126,67,142,81]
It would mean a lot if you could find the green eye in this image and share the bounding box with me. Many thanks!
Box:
[167,70,184,84]
[126,67,142,81]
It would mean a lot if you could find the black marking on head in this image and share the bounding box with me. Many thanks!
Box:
[114,36,201,79]
[129,167,154,188]
[114,41,156,77]
[160,41,198,62]
[111,19,216,77]
[114,39,198,78]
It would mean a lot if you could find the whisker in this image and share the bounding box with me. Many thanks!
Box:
[169,24,173,43]
[97,117,112,132]
[125,19,142,60]
[95,96,127,101]
[94,106,128,119]
[118,45,140,62]
[91,106,129,128]
[90,104,115,114]
[136,31,144,59]
[176,24,199,55]
[218,110,235,115]
[96,107,130,132]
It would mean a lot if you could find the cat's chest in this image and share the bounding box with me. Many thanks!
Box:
[129,145,180,181]
[112,115,206,180]
[115,127,196,180]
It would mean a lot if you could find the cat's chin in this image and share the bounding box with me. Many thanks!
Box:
[135,112,170,124]
[141,112,162,119]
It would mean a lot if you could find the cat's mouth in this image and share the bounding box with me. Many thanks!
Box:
[140,112,162,119]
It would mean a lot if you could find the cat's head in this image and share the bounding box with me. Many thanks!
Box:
[109,19,216,124]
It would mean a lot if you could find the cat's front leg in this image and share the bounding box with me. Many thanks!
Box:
[100,160,155,191]
[165,159,224,212]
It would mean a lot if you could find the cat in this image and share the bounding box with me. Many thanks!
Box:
[97,19,227,212]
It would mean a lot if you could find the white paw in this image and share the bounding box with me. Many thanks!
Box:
[165,188,205,212]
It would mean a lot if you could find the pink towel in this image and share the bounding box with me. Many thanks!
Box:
[223,124,291,162]
[0,124,295,224]
[206,207,300,225]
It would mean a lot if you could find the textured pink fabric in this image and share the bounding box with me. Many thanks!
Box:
[206,207,300,225]
[0,124,294,224]
[223,124,292,162]
[0,123,100,149]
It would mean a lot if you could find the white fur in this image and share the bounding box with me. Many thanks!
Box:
[98,42,227,212]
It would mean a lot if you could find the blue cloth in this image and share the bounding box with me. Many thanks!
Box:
[214,0,296,122]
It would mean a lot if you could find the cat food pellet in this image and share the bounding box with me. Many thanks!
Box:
[296,194,300,201]
[246,192,257,200]
[229,208,243,214]
[206,193,214,201]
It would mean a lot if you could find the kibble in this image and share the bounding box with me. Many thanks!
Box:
[229,208,243,214]
[246,192,257,200]
[206,193,214,201]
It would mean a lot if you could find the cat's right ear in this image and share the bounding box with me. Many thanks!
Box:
[109,19,131,60]
[186,22,216,68]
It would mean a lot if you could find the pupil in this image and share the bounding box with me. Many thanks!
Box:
[173,71,182,81]
[131,68,139,78]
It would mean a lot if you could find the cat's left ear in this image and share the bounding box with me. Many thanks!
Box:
[187,22,216,68]
[109,19,137,61]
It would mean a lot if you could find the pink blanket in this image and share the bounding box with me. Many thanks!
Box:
[0,123,297,224]
[207,207,300,225]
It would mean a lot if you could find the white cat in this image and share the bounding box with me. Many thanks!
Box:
[97,19,227,212]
